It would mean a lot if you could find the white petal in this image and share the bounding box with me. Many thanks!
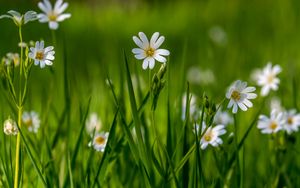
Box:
[44,46,54,53]
[37,14,49,22]
[155,49,170,56]
[46,54,55,60]
[243,86,256,93]
[28,52,34,58]
[134,54,146,60]
[153,54,166,63]
[232,104,238,113]
[201,142,208,150]
[227,99,234,108]
[247,93,257,99]
[237,102,247,111]
[44,59,53,65]
[142,59,149,69]
[34,60,40,65]
[148,58,155,69]
[261,86,270,96]
[40,61,46,68]
[56,13,71,22]
[56,2,69,15]
[39,41,44,50]
[54,0,63,12]
[243,99,253,108]
[133,36,144,49]
[138,32,149,48]
[132,48,144,54]
[153,36,165,49]
[150,32,159,47]
[49,21,59,30]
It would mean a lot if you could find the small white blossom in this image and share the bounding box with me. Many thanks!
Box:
[132,32,170,70]
[257,109,285,134]
[208,26,227,46]
[89,132,109,152]
[3,118,18,136]
[187,66,215,85]
[256,63,281,96]
[226,80,257,113]
[22,111,41,133]
[282,110,300,134]
[37,0,71,30]
[29,40,55,68]
[214,109,233,126]
[200,124,226,150]
[85,113,102,135]
[0,10,37,26]
[270,97,284,113]
[2,53,20,66]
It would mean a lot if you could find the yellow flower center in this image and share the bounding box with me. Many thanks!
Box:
[145,47,155,57]
[267,74,275,84]
[287,117,293,125]
[204,131,213,142]
[24,119,33,128]
[231,90,241,101]
[269,121,278,130]
[35,52,44,60]
[48,12,57,21]
[95,136,105,145]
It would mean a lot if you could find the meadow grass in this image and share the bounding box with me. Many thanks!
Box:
[1,0,300,187]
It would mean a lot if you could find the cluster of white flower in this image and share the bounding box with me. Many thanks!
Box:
[3,118,18,136]
[258,107,300,135]
[86,113,108,152]
[22,111,41,133]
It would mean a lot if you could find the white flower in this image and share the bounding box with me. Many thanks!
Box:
[22,111,41,133]
[29,41,55,68]
[256,63,281,96]
[200,125,226,150]
[3,53,20,66]
[89,132,109,152]
[226,80,257,114]
[85,113,102,135]
[270,97,284,113]
[3,118,18,136]
[282,110,300,134]
[208,26,227,46]
[0,10,37,26]
[257,109,285,134]
[37,0,71,30]
[181,93,198,121]
[187,66,215,85]
[132,32,170,70]
[214,109,233,126]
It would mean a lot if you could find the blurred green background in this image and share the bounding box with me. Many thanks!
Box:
[1,0,300,187]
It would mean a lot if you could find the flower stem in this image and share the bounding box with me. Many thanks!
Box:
[14,106,23,188]
[14,25,24,188]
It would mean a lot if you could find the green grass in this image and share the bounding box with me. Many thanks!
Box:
[1,0,300,187]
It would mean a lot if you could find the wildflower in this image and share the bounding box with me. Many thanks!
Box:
[256,63,281,96]
[85,113,102,135]
[214,109,233,126]
[208,26,227,46]
[257,109,284,134]
[3,118,18,136]
[37,0,71,30]
[28,40,55,68]
[200,124,226,150]
[89,132,109,152]
[181,93,198,121]
[0,10,37,26]
[22,111,41,133]
[2,53,20,66]
[282,110,300,134]
[187,66,215,85]
[132,32,170,70]
[226,80,257,113]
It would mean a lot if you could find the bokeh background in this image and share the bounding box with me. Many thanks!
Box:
[1,0,300,187]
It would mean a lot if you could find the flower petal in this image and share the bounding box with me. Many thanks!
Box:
[142,58,149,69]
[155,49,170,56]
[56,13,71,21]
[153,36,165,49]
[133,36,144,49]
[150,32,159,47]
[138,32,149,48]
[148,58,155,69]
[49,21,59,30]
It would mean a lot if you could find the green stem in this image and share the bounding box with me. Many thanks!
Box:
[14,25,24,188]
[14,107,22,188]
[233,114,241,187]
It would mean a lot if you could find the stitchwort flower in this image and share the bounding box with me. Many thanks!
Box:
[256,63,281,96]
[85,113,102,135]
[132,32,170,70]
[257,109,285,134]
[22,111,41,133]
[200,124,226,150]
[226,80,257,114]
[3,118,18,136]
[29,40,55,68]
[89,132,109,152]
[282,109,300,134]
[37,0,71,30]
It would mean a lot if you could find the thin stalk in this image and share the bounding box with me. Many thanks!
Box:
[14,25,24,188]
[233,114,240,187]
